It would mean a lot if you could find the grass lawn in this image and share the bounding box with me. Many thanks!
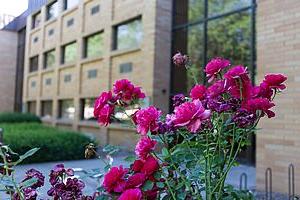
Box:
[0,123,94,164]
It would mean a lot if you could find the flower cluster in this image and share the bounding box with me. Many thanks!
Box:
[47,164,93,200]
[102,137,159,200]
[94,79,146,126]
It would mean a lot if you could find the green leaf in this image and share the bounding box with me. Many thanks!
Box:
[161,147,169,158]
[13,148,40,165]
[19,177,38,189]
[142,180,154,191]
[124,155,136,162]
[156,182,165,189]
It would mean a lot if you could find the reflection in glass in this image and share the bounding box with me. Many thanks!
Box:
[29,56,39,72]
[174,0,204,25]
[116,19,143,50]
[32,12,41,29]
[82,98,96,120]
[44,50,55,69]
[59,100,75,120]
[64,0,79,10]
[41,101,53,118]
[208,0,251,17]
[47,1,59,20]
[86,33,103,58]
[63,42,77,64]
[207,11,251,69]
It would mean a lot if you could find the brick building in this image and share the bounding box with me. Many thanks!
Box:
[1,0,300,194]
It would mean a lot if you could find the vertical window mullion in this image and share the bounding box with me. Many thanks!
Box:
[203,0,208,84]
[250,0,257,84]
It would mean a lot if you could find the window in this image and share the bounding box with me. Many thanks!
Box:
[41,101,53,118]
[64,74,72,83]
[172,0,255,93]
[45,78,52,85]
[47,1,59,20]
[48,29,54,36]
[120,62,133,73]
[114,18,143,50]
[32,12,41,29]
[64,0,79,10]
[27,101,36,114]
[62,42,77,64]
[84,33,103,58]
[44,49,55,69]
[91,5,100,15]
[67,18,74,27]
[81,98,96,120]
[88,69,97,79]
[29,56,39,72]
[33,37,39,43]
[59,99,75,120]
[31,81,36,88]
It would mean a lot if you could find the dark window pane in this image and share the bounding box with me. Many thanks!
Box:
[27,101,36,114]
[172,25,204,94]
[47,1,59,20]
[29,56,39,72]
[32,12,41,29]
[64,0,79,10]
[62,42,77,64]
[64,74,72,82]
[115,18,142,50]
[208,0,251,17]
[88,69,97,79]
[59,99,75,119]
[91,5,100,15]
[174,0,204,25]
[207,11,252,72]
[48,29,54,36]
[67,18,74,27]
[33,37,39,43]
[45,78,52,85]
[44,50,55,69]
[41,101,53,118]
[31,81,36,88]
[82,98,96,120]
[120,62,133,73]
[85,33,103,58]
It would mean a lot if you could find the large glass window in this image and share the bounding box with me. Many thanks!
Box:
[59,99,75,120]
[81,98,96,120]
[47,1,59,20]
[84,33,103,58]
[29,56,39,72]
[64,0,79,10]
[44,49,55,69]
[62,42,77,64]
[41,100,53,118]
[114,18,143,50]
[32,12,41,29]
[172,0,255,93]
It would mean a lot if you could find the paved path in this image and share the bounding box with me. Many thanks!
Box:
[2,157,256,199]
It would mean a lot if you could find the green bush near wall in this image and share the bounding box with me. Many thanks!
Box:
[1,123,94,164]
[0,112,41,123]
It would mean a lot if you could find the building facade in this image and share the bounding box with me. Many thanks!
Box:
[23,0,172,149]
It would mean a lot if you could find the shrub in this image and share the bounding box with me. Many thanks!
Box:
[0,112,41,123]
[1,123,94,163]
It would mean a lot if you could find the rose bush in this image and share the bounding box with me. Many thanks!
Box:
[0,52,287,200]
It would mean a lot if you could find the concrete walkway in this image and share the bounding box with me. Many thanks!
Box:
[2,157,256,199]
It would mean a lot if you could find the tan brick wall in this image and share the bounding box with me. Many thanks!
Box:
[0,30,18,112]
[23,0,172,147]
[256,0,300,193]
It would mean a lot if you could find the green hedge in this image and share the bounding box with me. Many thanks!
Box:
[1,123,94,164]
[0,112,41,123]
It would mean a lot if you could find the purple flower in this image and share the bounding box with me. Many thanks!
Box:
[172,94,186,107]
[49,164,74,185]
[207,97,240,113]
[23,169,45,189]
[232,109,257,128]
[13,187,37,200]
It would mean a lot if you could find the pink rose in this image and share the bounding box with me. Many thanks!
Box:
[113,79,145,103]
[118,188,142,200]
[170,100,211,133]
[134,106,162,135]
[94,91,113,117]
[141,156,159,176]
[103,166,128,193]
[96,104,114,126]
[206,80,227,99]
[224,66,252,100]
[190,85,207,100]
[242,98,275,118]
[135,137,157,160]
[172,52,189,66]
[263,74,287,90]
[126,173,146,189]
[132,160,144,173]
[94,91,115,126]
[205,58,230,82]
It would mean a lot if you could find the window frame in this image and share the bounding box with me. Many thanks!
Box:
[44,49,56,69]
[80,98,97,121]
[58,99,75,120]
[61,41,77,64]
[64,0,79,10]
[83,31,104,58]
[113,16,143,51]
[41,100,53,118]
[46,0,59,21]
[32,12,41,29]
[29,55,39,72]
